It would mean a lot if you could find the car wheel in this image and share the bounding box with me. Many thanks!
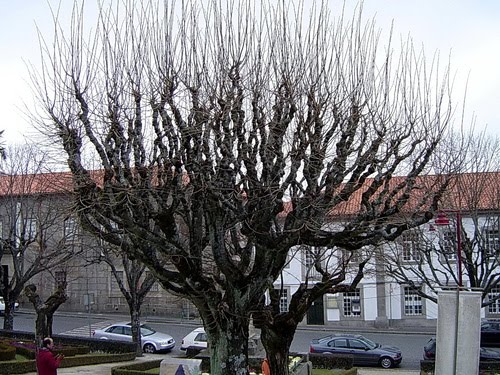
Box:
[380,357,394,369]
[143,343,156,354]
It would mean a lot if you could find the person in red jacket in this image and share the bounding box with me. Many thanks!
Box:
[261,357,271,375]
[36,337,64,375]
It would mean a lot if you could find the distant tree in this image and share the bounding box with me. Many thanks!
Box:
[0,130,6,161]
[89,240,156,357]
[30,1,461,374]
[0,145,78,330]
[24,277,68,347]
[385,134,500,305]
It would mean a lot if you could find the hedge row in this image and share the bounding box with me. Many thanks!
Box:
[0,329,137,374]
[308,352,354,370]
[111,359,163,375]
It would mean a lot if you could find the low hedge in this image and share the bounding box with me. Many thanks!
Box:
[111,359,163,375]
[0,352,137,374]
[308,353,354,370]
[0,343,16,361]
[59,352,137,369]
[0,330,137,374]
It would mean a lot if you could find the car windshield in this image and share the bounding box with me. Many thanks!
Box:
[140,325,156,336]
[358,337,377,350]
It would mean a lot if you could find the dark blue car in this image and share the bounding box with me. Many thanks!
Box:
[309,333,402,369]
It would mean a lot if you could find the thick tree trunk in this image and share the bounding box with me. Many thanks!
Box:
[46,313,54,337]
[35,311,48,347]
[129,304,143,357]
[259,318,298,375]
[2,305,14,330]
[206,317,251,375]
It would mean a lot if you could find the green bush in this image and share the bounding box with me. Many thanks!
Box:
[59,352,137,368]
[309,353,354,370]
[0,343,16,361]
[0,360,36,374]
[111,359,163,375]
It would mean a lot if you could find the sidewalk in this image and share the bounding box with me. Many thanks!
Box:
[24,354,173,375]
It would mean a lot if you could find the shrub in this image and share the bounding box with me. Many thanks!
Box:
[0,343,16,361]
[308,353,353,370]
[111,359,163,375]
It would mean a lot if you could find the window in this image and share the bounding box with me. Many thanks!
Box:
[349,339,367,350]
[440,229,457,260]
[195,332,207,342]
[274,288,289,313]
[24,218,37,241]
[342,289,361,317]
[331,339,348,348]
[107,326,123,334]
[486,228,500,255]
[55,271,66,287]
[404,286,423,316]
[64,217,79,240]
[484,218,500,255]
[399,231,422,262]
[488,287,500,314]
[303,248,321,280]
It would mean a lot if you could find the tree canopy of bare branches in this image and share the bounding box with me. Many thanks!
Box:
[0,145,78,330]
[385,134,500,306]
[29,1,460,374]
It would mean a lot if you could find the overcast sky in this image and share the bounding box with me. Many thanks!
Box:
[1,0,499,145]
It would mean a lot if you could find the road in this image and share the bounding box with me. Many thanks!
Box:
[8,311,431,370]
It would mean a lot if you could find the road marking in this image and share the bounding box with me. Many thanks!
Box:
[60,320,113,337]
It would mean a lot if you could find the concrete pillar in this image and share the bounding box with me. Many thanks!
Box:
[435,290,481,375]
[374,249,389,328]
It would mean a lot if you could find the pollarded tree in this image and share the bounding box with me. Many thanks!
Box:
[384,134,500,307]
[30,1,460,374]
[0,145,80,330]
[24,277,68,347]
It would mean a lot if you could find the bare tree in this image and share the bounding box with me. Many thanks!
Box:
[0,130,6,161]
[0,145,78,329]
[385,134,500,305]
[24,277,67,347]
[29,2,460,374]
[89,240,156,357]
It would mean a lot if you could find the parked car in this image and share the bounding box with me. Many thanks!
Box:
[424,337,500,361]
[0,297,19,315]
[180,327,208,356]
[92,322,175,353]
[481,320,500,347]
[309,333,402,369]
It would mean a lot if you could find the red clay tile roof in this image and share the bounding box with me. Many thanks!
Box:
[0,170,498,215]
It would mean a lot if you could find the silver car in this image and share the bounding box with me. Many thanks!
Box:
[92,322,175,353]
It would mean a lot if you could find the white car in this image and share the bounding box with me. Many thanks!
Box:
[0,297,19,315]
[92,322,175,353]
[180,327,207,356]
